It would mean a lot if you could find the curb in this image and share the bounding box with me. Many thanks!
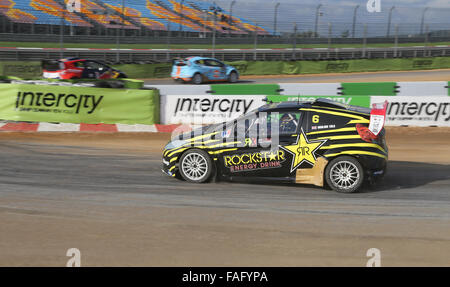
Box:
[0,122,193,133]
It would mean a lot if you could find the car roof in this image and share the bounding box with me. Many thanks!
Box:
[185,56,220,62]
[59,57,83,63]
[258,101,311,112]
[258,98,371,114]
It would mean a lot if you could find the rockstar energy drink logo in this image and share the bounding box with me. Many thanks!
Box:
[224,150,285,172]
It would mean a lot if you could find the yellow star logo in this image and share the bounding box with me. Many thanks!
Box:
[280,128,327,172]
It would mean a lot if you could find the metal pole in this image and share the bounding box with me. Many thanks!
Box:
[424,24,429,56]
[203,10,207,38]
[229,0,236,25]
[273,2,280,36]
[254,22,258,60]
[179,0,184,33]
[167,19,171,61]
[314,4,322,38]
[394,24,398,57]
[60,10,64,58]
[116,0,125,63]
[386,6,395,38]
[292,22,297,60]
[362,23,367,58]
[327,22,331,58]
[352,4,359,38]
[420,7,429,35]
[212,7,217,58]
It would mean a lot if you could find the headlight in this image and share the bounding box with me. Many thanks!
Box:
[164,140,187,150]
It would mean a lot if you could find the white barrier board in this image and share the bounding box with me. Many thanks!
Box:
[161,94,267,125]
[146,85,211,96]
[371,96,450,127]
[396,81,448,97]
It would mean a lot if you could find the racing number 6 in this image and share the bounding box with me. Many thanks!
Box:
[312,115,320,124]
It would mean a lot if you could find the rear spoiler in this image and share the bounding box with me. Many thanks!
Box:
[368,100,388,136]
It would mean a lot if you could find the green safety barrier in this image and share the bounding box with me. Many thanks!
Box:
[267,95,371,108]
[113,63,172,79]
[226,57,450,76]
[210,84,281,95]
[0,75,22,81]
[2,57,450,80]
[110,57,450,79]
[51,78,145,89]
[0,83,159,125]
[340,82,397,96]
[0,61,42,78]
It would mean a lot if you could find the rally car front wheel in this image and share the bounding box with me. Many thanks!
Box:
[325,156,364,193]
[179,149,213,183]
[229,71,239,83]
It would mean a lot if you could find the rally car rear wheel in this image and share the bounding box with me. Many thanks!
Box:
[192,73,203,85]
[179,149,212,183]
[325,156,364,193]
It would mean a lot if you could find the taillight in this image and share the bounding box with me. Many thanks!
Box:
[356,124,378,143]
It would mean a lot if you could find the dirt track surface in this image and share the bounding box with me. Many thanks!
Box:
[0,127,449,266]
[142,69,450,84]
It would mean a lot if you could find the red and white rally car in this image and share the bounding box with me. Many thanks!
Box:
[42,58,127,80]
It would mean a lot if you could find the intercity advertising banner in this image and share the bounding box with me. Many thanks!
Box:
[0,84,159,125]
[267,95,371,108]
[371,96,450,127]
[160,94,267,125]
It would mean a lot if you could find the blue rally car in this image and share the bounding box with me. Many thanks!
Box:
[171,57,239,84]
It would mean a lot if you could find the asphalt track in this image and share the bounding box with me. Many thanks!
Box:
[1,128,449,266]
[143,69,450,85]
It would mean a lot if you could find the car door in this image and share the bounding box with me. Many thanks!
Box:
[218,110,303,180]
[82,60,100,79]
[204,59,227,81]
[82,61,110,79]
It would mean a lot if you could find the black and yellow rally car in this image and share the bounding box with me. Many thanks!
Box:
[162,99,388,193]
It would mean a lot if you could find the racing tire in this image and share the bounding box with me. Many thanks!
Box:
[192,73,203,85]
[179,149,213,183]
[228,71,239,83]
[325,156,364,193]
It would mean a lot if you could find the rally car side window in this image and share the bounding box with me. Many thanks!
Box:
[205,60,224,67]
[266,112,301,136]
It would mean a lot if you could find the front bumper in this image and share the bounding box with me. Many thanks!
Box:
[162,156,177,177]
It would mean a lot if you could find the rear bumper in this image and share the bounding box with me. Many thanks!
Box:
[364,157,388,183]
[43,71,61,79]
[172,76,192,82]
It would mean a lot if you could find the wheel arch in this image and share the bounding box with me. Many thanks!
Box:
[175,148,219,181]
